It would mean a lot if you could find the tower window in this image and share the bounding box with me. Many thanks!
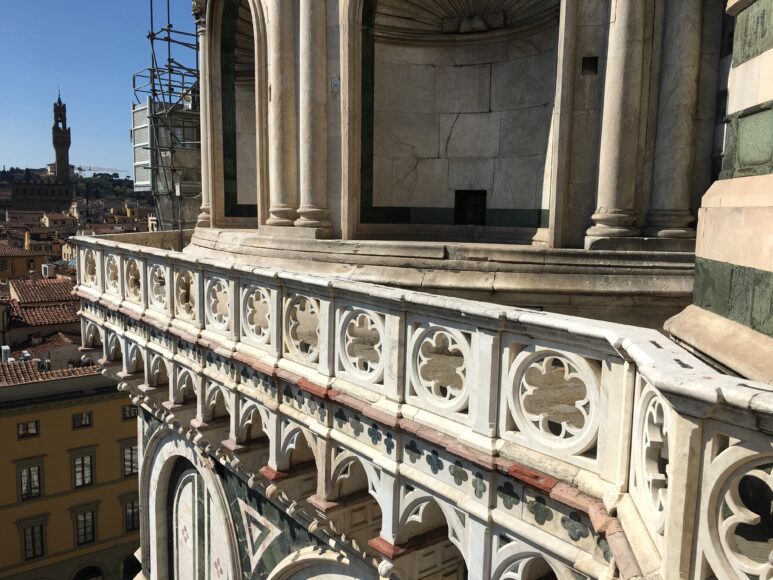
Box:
[454,190,487,226]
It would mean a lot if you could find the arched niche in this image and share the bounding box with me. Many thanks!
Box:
[210,0,268,227]
[143,431,241,580]
[343,0,561,244]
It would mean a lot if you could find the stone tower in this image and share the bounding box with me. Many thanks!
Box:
[52,93,71,181]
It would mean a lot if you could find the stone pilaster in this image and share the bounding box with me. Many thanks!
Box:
[295,0,332,232]
[646,0,702,238]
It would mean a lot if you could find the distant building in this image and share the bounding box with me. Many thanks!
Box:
[0,96,74,212]
[0,244,48,281]
[0,359,140,580]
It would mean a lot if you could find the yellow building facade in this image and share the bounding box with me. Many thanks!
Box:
[0,365,140,580]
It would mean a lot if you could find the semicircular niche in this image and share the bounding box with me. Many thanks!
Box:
[374,0,560,41]
[361,0,561,236]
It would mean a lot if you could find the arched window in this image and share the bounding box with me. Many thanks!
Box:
[214,0,267,225]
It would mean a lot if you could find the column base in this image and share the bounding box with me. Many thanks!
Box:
[586,208,641,239]
[642,226,696,238]
[259,224,333,240]
[295,208,332,230]
[196,210,211,228]
[644,209,696,238]
[266,206,297,227]
[585,236,695,252]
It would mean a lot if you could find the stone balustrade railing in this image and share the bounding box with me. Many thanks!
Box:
[73,233,773,580]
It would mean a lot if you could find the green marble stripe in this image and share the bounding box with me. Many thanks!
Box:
[733,0,773,66]
[694,257,773,336]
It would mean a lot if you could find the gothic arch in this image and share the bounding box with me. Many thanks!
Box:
[149,354,170,387]
[330,450,381,504]
[125,341,145,375]
[397,489,469,568]
[267,546,377,580]
[491,540,566,580]
[237,400,269,442]
[204,381,231,421]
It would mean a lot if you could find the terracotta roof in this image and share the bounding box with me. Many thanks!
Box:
[12,332,80,359]
[0,244,47,257]
[8,300,79,326]
[0,360,100,387]
[10,277,76,304]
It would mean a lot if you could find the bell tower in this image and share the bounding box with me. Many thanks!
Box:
[52,92,71,181]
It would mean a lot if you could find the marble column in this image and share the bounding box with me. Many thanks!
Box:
[586,0,647,240]
[296,0,332,230]
[266,0,298,226]
[645,0,702,238]
[194,1,211,228]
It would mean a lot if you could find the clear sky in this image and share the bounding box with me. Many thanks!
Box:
[0,0,195,176]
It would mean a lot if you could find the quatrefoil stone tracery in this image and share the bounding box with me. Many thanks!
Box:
[339,309,384,383]
[285,295,320,364]
[507,349,599,455]
[206,278,230,330]
[410,326,470,413]
[125,259,142,301]
[716,461,773,579]
[243,286,271,344]
[638,391,670,533]
[84,250,97,287]
[175,271,196,319]
[105,255,119,293]
[149,265,167,308]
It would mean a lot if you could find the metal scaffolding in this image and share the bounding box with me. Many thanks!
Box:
[132,0,201,236]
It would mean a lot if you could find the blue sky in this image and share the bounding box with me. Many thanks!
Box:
[0,0,195,176]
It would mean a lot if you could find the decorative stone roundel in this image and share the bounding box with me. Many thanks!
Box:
[125,259,142,302]
[149,264,167,308]
[205,277,231,330]
[175,270,196,319]
[284,295,320,364]
[83,249,97,287]
[243,286,271,344]
[409,325,470,413]
[105,255,119,293]
[637,390,670,534]
[716,460,773,579]
[338,309,384,383]
[507,349,599,455]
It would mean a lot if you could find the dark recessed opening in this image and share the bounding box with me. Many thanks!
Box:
[582,56,598,75]
[454,190,486,226]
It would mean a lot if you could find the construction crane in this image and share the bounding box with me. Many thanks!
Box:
[74,165,130,175]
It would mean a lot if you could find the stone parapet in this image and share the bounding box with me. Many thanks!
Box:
[72,232,772,579]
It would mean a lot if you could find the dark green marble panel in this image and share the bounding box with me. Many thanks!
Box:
[733,0,773,66]
[219,464,321,579]
[721,105,773,179]
[694,257,773,337]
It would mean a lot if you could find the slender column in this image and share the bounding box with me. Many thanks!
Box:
[194,0,211,228]
[645,0,702,238]
[586,0,647,240]
[296,0,332,229]
[266,0,298,226]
